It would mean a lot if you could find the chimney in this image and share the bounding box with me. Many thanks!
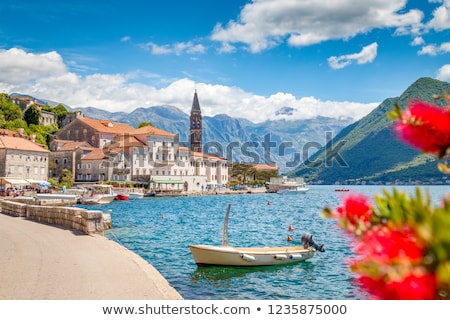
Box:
[30,134,36,142]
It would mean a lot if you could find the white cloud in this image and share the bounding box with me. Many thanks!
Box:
[210,0,423,52]
[328,43,378,69]
[427,0,450,31]
[418,41,450,55]
[0,48,67,84]
[411,36,425,46]
[141,41,206,56]
[0,48,379,123]
[436,64,450,81]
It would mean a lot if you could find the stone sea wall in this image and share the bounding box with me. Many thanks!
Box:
[0,199,110,235]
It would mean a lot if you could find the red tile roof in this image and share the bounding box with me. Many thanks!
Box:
[79,118,135,134]
[132,125,175,137]
[81,148,107,160]
[0,136,50,153]
[253,163,278,171]
[57,140,94,151]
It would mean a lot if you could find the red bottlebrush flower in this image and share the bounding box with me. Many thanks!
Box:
[355,226,424,262]
[394,100,450,155]
[358,272,437,300]
[335,193,373,227]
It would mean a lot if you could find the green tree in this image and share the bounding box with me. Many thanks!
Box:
[52,104,68,128]
[230,162,255,184]
[0,113,5,128]
[59,168,74,188]
[138,121,154,128]
[255,169,278,182]
[0,93,22,121]
[23,104,42,125]
[5,118,27,131]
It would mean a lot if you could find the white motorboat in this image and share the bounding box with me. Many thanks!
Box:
[79,184,115,205]
[277,185,309,194]
[268,176,309,194]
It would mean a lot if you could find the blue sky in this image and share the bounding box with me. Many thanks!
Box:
[0,0,449,123]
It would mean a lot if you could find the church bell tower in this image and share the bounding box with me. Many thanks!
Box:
[189,90,202,153]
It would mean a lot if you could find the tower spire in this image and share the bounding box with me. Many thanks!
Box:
[189,91,202,153]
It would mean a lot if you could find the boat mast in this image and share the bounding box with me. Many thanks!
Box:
[222,204,231,246]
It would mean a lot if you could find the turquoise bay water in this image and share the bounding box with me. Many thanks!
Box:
[79,185,449,300]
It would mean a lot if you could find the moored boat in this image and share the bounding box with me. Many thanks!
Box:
[188,204,324,267]
[128,191,145,199]
[80,184,115,205]
[114,193,129,201]
[188,244,316,267]
[277,184,309,194]
[269,176,309,194]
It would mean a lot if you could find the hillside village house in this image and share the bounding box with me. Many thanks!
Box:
[51,92,229,192]
[11,95,58,127]
[0,130,50,193]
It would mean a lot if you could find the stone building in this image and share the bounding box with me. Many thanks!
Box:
[48,140,95,180]
[54,117,135,148]
[0,133,50,187]
[78,148,112,182]
[49,92,228,191]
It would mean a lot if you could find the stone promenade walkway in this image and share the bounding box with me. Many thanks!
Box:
[0,213,182,300]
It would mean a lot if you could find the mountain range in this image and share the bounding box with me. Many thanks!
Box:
[12,77,449,184]
[56,103,354,174]
[288,77,450,184]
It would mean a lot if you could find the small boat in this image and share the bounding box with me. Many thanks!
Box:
[188,204,324,267]
[80,184,115,205]
[269,176,309,194]
[277,184,309,194]
[335,188,350,192]
[128,191,145,199]
[114,193,129,201]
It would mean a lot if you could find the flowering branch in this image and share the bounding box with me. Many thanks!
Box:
[388,92,450,173]
[323,92,450,299]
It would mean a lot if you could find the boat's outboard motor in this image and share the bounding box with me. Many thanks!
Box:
[301,233,325,252]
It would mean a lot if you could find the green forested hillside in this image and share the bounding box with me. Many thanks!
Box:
[288,77,450,184]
